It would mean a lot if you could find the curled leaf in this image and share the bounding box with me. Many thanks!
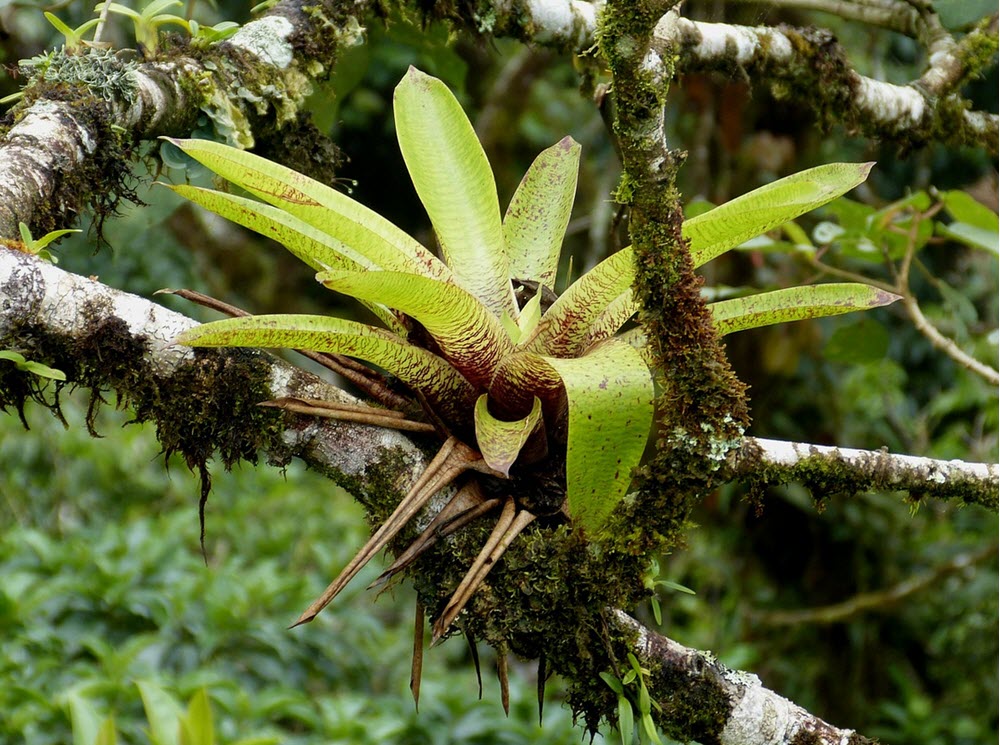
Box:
[542,340,654,535]
[474,395,542,476]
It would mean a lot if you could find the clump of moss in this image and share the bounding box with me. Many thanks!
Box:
[2,48,145,241]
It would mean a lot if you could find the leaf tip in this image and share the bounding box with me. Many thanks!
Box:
[874,289,903,307]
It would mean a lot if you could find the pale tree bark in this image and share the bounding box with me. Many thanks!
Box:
[0,0,996,741]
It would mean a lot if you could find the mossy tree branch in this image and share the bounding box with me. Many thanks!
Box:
[441,0,998,153]
[0,0,371,238]
[653,10,998,154]
[598,0,750,551]
[613,610,875,745]
[0,249,430,516]
[729,437,999,512]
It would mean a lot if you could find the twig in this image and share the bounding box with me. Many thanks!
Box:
[900,293,1000,386]
[753,542,999,626]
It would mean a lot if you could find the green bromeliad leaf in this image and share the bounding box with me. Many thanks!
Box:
[165,184,405,334]
[683,162,874,267]
[504,136,581,289]
[317,269,514,389]
[166,184,368,270]
[474,395,542,476]
[554,162,874,346]
[393,67,518,321]
[542,340,654,535]
[162,137,450,281]
[174,314,477,422]
[709,283,901,336]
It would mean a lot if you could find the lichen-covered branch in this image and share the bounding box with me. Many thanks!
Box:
[0,0,369,238]
[469,0,998,153]
[613,610,874,745]
[652,10,998,154]
[731,437,999,511]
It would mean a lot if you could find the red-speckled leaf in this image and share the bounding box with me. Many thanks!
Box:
[318,269,514,389]
[474,394,542,476]
[710,283,901,336]
[393,68,518,320]
[567,163,875,337]
[504,137,580,288]
[175,314,476,422]
[581,289,638,350]
[163,137,450,281]
[542,340,654,536]
[525,248,636,357]
[684,163,874,267]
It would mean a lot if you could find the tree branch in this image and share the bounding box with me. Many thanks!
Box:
[652,10,998,154]
[752,542,998,626]
[614,610,874,745]
[479,0,998,153]
[0,0,370,238]
[0,248,433,513]
[730,437,999,511]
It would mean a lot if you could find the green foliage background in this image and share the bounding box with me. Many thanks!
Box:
[0,0,997,742]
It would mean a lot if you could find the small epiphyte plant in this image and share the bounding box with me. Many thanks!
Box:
[0,351,66,382]
[165,67,896,689]
[600,653,661,745]
[95,0,189,55]
[12,221,80,264]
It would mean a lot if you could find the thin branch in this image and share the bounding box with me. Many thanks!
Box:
[730,436,999,511]
[900,292,1000,386]
[753,542,999,626]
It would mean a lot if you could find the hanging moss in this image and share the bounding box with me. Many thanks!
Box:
[0,306,292,550]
